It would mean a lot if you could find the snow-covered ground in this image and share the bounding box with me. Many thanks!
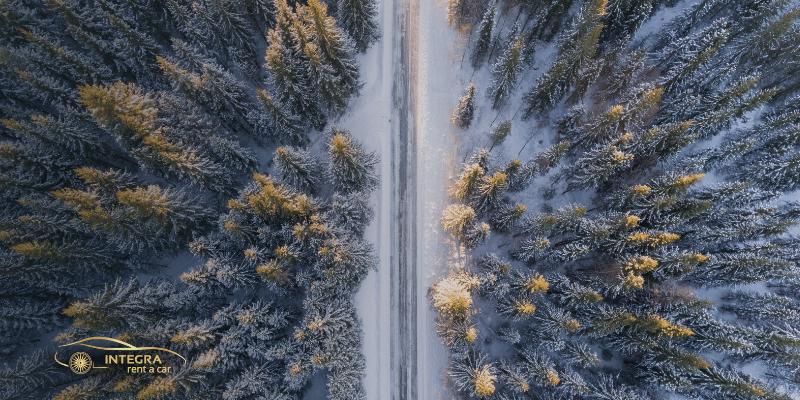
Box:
[343,0,394,397]
[414,0,465,398]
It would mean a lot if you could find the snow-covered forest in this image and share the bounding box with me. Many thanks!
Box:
[433,0,800,399]
[3,0,800,399]
[0,0,380,399]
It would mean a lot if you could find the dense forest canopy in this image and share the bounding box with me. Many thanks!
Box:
[0,0,379,399]
[436,0,800,399]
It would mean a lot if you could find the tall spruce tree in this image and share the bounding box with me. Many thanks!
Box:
[337,0,380,52]
[300,0,361,115]
[452,82,476,129]
[471,3,496,68]
[522,0,608,117]
[265,0,327,130]
[488,28,525,109]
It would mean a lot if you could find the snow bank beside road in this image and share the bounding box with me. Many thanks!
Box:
[345,0,393,398]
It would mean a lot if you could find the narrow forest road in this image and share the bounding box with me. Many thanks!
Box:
[350,0,457,398]
[390,0,418,396]
[395,0,459,398]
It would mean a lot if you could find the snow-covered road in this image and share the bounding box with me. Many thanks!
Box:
[344,0,394,397]
[347,0,461,398]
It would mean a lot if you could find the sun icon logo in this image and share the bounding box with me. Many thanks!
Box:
[68,352,93,374]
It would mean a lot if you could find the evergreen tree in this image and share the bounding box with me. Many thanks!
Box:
[659,18,731,91]
[603,0,661,42]
[114,185,212,239]
[13,27,111,84]
[265,0,327,130]
[97,2,160,79]
[491,203,526,232]
[449,352,497,398]
[157,56,255,126]
[273,146,322,192]
[252,88,305,144]
[327,129,378,193]
[488,28,525,109]
[449,163,484,201]
[1,113,113,165]
[337,0,379,52]
[522,0,607,116]
[489,121,512,149]
[471,3,496,68]
[527,0,577,42]
[441,203,477,240]
[299,0,361,115]
[474,170,508,211]
[329,191,373,237]
[78,82,231,190]
[567,142,633,191]
[451,82,476,129]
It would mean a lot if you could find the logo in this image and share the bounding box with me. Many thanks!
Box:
[68,352,93,374]
[55,336,186,375]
